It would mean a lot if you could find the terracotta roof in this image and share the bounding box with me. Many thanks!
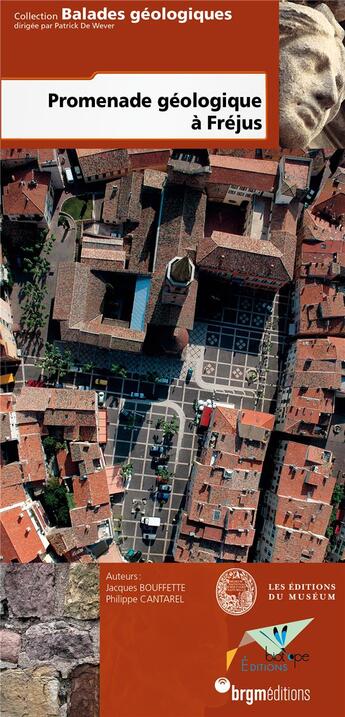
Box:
[209,155,278,192]
[0,483,27,509]
[69,503,111,527]
[17,422,47,483]
[1,463,24,488]
[103,173,142,224]
[283,158,310,191]
[3,169,50,217]
[0,506,46,563]
[197,229,295,285]
[76,148,129,177]
[1,148,38,162]
[105,465,124,494]
[47,524,98,555]
[16,386,96,413]
[72,470,110,508]
[143,169,166,190]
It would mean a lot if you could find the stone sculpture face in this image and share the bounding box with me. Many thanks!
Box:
[280,2,345,147]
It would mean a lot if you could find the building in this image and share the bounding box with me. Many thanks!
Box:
[128,148,171,172]
[290,194,345,338]
[256,441,335,562]
[15,387,100,442]
[2,168,54,227]
[174,406,274,563]
[196,198,299,290]
[37,149,64,188]
[0,148,38,169]
[276,338,345,438]
[76,148,130,183]
[0,254,18,362]
[0,503,50,563]
[54,170,206,355]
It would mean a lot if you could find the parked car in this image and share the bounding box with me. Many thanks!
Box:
[150,445,165,457]
[157,492,170,503]
[97,391,105,406]
[95,378,108,387]
[186,367,193,383]
[124,549,142,563]
[54,382,63,388]
[26,378,46,388]
[64,167,74,184]
[130,392,145,399]
[74,165,82,180]
[77,385,90,391]
[158,484,172,493]
[141,516,161,540]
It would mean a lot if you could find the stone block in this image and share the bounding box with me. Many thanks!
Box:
[24,622,94,662]
[69,664,99,717]
[64,564,99,620]
[0,665,60,717]
[0,629,21,663]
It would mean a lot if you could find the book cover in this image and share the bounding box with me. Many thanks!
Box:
[0,2,344,716]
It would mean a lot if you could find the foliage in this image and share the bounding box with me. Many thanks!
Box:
[42,435,67,460]
[110,363,128,378]
[156,466,173,481]
[20,232,56,334]
[39,342,73,379]
[331,483,344,506]
[121,463,134,481]
[82,361,95,372]
[162,417,179,438]
[41,478,70,527]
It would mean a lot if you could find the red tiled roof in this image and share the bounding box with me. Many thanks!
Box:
[72,470,110,508]
[17,422,47,483]
[0,506,46,563]
[3,169,50,217]
[0,483,27,509]
[69,503,111,527]
[105,465,124,495]
[209,155,278,192]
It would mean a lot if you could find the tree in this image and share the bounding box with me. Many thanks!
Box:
[43,436,67,460]
[110,363,128,378]
[162,417,179,438]
[41,478,70,527]
[121,463,134,483]
[82,361,95,373]
[156,466,173,482]
[39,343,73,379]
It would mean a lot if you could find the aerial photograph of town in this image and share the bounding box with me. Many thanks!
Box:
[0,147,344,565]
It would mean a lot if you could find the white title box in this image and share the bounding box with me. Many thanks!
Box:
[2,73,266,140]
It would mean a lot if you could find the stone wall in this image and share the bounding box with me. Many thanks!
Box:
[0,564,100,717]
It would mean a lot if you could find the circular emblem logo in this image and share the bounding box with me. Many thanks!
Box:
[216,568,257,615]
[214,677,231,694]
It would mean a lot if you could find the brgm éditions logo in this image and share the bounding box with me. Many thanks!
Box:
[216,568,257,616]
[215,618,314,692]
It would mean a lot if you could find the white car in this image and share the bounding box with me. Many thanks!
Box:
[97,391,105,406]
[141,516,161,541]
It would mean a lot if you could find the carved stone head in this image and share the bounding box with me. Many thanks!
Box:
[279,2,345,147]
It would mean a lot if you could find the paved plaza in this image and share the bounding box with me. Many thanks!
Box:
[13,280,291,561]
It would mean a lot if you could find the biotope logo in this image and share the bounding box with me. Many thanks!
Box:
[214,617,314,700]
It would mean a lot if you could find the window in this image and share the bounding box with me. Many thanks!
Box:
[213,509,221,521]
